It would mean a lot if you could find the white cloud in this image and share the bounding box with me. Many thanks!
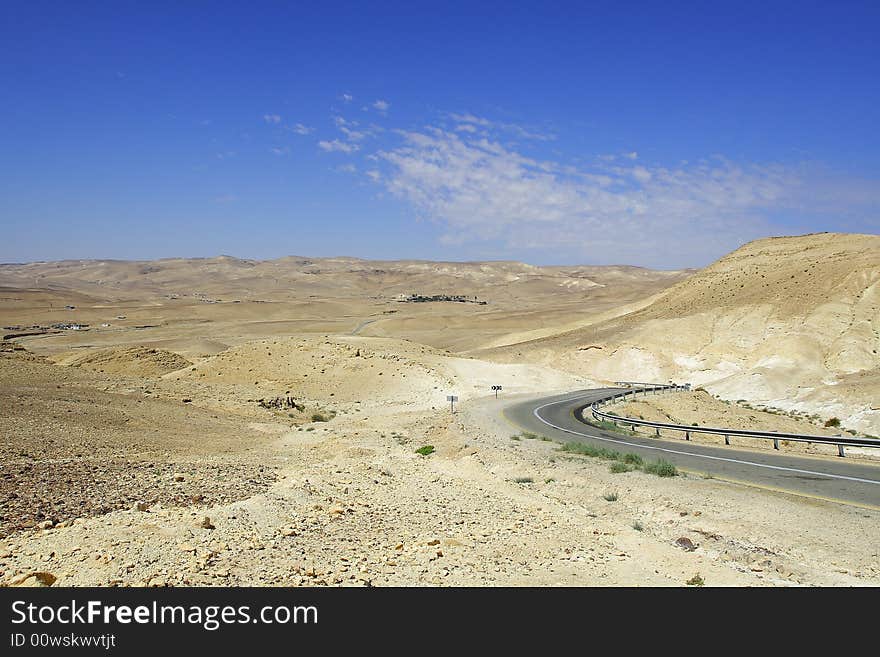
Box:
[448,112,491,126]
[340,93,353,103]
[271,146,290,156]
[370,126,809,264]
[340,127,367,141]
[372,99,390,112]
[318,139,360,154]
[263,114,282,124]
[447,112,554,141]
[288,123,313,135]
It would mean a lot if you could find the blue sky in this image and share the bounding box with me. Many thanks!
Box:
[2,1,878,268]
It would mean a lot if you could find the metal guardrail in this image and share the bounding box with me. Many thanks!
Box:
[589,383,880,457]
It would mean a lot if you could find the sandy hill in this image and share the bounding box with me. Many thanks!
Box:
[0,256,689,306]
[173,335,588,411]
[56,346,192,377]
[0,256,690,355]
[481,233,880,433]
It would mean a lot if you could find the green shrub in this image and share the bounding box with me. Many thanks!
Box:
[824,417,841,427]
[686,573,705,587]
[623,453,643,466]
[642,460,677,477]
[610,462,631,474]
[415,445,435,456]
[632,521,644,532]
[561,442,620,460]
[513,476,533,484]
[603,491,619,502]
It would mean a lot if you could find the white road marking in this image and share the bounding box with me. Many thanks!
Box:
[531,393,880,487]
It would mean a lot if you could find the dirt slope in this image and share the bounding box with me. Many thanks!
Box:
[481,233,880,434]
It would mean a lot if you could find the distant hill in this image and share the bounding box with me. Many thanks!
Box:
[0,256,690,305]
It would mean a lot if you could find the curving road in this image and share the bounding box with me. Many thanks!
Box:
[503,388,880,509]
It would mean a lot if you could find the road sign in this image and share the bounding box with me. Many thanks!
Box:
[491,385,503,398]
[446,395,458,412]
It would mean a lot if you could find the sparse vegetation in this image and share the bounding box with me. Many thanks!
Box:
[513,431,551,441]
[686,573,705,587]
[513,476,533,484]
[642,460,677,477]
[561,442,677,477]
[632,521,644,531]
[415,445,435,456]
[311,411,336,423]
[824,417,841,428]
[603,491,619,502]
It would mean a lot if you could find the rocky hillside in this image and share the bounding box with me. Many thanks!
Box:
[482,233,880,433]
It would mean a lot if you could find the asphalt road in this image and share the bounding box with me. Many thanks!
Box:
[503,388,880,508]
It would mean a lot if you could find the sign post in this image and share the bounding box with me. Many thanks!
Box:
[447,395,458,413]
[491,385,503,399]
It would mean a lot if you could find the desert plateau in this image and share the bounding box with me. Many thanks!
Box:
[1,232,878,587]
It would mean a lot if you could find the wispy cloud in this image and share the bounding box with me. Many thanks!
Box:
[319,139,360,154]
[271,146,290,156]
[372,99,390,113]
[367,124,863,264]
[447,112,555,142]
[263,114,282,124]
[340,93,354,103]
[288,123,313,135]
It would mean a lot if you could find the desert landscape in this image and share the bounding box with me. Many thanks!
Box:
[1,232,878,587]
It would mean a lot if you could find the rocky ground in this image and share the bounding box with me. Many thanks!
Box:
[2,366,878,587]
[0,350,279,537]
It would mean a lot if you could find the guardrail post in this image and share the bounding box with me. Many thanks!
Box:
[724,434,730,445]
[655,427,660,437]
[685,431,690,441]
[773,438,779,450]
[838,444,846,458]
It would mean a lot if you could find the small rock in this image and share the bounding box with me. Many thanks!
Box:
[427,539,441,546]
[37,520,54,530]
[178,543,196,553]
[10,572,56,587]
[675,537,697,552]
[133,501,150,512]
[198,516,215,530]
[172,474,185,482]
